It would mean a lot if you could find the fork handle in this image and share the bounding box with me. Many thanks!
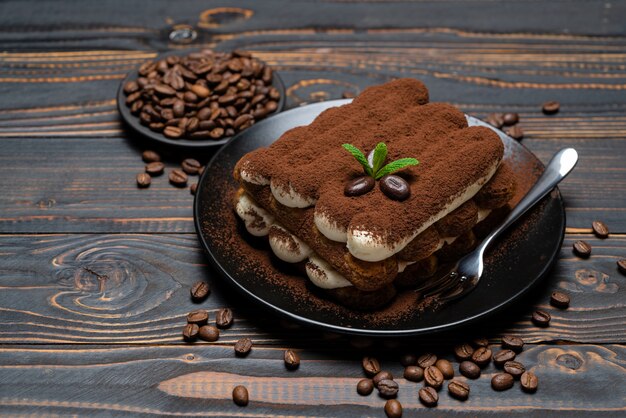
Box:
[477,148,579,255]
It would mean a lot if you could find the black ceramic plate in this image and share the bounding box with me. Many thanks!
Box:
[117,49,286,150]
[194,99,565,336]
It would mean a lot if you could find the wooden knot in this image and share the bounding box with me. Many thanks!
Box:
[556,353,583,370]
[198,7,254,29]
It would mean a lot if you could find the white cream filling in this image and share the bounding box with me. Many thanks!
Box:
[240,169,270,186]
[305,254,353,289]
[313,211,348,242]
[270,179,316,208]
[235,193,274,236]
[477,208,492,222]
[397,260,417,273]
[269,225,312,263]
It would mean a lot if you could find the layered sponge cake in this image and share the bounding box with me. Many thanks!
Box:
[233,78,516,310]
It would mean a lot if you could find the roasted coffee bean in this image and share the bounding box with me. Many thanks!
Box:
[172,100,186,117]
[265,100,278,113]
[592,220,609,238]
[136,173,151,188]
[181,158,202,175]
[210,127,225,139]
[493,349,516,367]
[542,101,560,114]
[284,349,300,370]
[573,240,592,258]
[183,91,198,103]
[198,325,220,342]
[190,280,210,302]
[385,399,402,418]
[145,162,164,176]
[403,365,424,382]
[506,125,524,140]
[155,84,176,97]
[232,385,249,406]
[124,80,139,95]
[471,347,492,367]
[125,91,141,105]
[169,169,188,187]
[377,379,399,398]
[234,337,252,356]
[491,373,514,391]
[419,386,438,407]
[357,378,374,396]
[163,126,184,139]
[373,371,394,388]
[362,357,381,377]
[618,259,626,275]
[187,309,209,325]
[130,100,144,115]
[218,94,237,105]
[454,343,474,361]
[472,337,489,348]
[501,335,524,352]
[503,361,526,379]
[417,353,437,368]
[435,359,454,379]
[190,182,198,195]
[448,379,470,401]
[532,310,551,327]
[550,291,570,309]
[345,176,375,197]
[342,90,356,99]
[459,361,481,379]
[380,175,410,201]
[400,353,417,367]
[190,130,211,139]
[503,112,519,126]
[520,371,538,393]
[186,117,199,133]
[486,113,504,129]
[424,366,444,389]
[214,80,229,93]
[234,114,254,130]
[149,122,164,132]
[182,323,199,342]
[190,84,210,98]
[215,308,233,328]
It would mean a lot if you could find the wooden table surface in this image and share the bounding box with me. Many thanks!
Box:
[1,1,625,416]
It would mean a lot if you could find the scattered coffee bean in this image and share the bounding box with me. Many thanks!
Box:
[424,365,444,389]
[136,173,151,188]
[190,281,210,302]
[284,349,300,370]
[417,353,437,368]
[182,323,199,342]
[419,386,438,407]
[492,373,514,391]
[384,399,402,418]
[472,337,489,348]
[373,371,394,388]
[503,112,519,126]
[591,220,609,238]
[435,359,454,379]
[232,385,249,406]
[403,365,424,382]
[198,325,220,342]
[377,379,399,398]
[454,343,474,361]
[448,379,470,401]
[142,150,161,163]
[344,176,375,197]
[459,361,481,379]
[471,347,492,368]
[400,353,417,367]
[542,101,560,115]
[502,335,525,353]
[190,183,197,195]
[486,113,504,129]
[506,125,524,140]
[618,259,626,275]
[362,356,381,377]
[234,337,252,356]
[357,378,374,396]
[182,158,202,175]
[493,349,516,367]
[145,161,164,176]
[572,240,592,258]
[550,291,570,309]
[532,310,551,327]
[380,175,410,201]
[169,168,188,187]
[504,361,526,379]
[215,308,234,328]
[520,371,539,393]
[187,309,209,325]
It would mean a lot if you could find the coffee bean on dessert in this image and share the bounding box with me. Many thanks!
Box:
[417,353,437,368]
[182,323,199,342]
[486,113,504,129]
[424,366,444,389]
[448,379,470,401]
[491,373,514,391]
[542,101,560,114]
[618,259,626,275]
[380,175,410,201]
[572,240,591,258]
[357,378,374,396]
[215,308,233,328]
[503,112,519,126]
[344,176,375,197]
[400,353,417,367]
[403,366,424,382]
[190,280,210,302]
[377,379,399,398]
[232,385,249,406]
[190,183,198,195]
[169,169,188,187]
[142,150,161,163]
[502,335,525,353]
[145,162,164,176]
[459,361,481,379]
[550,291,570,309]
[454,343,475,361]
[419,386,438,407]
[373,371,394,388]
[187,309,209,326]
[592,220,609,238]
[234,337,252,356]
[532,310,551,327]
[504,361,526,379]
[198,325,220,342]
[284,349,300,370]
[435,359,454,379]
[342,90,356,99]
[385,399,402,418]
[472,337,489,348]
[506,125,524,140]
[493,349,516,367]
[520,371,539,393]
[136,173,151,188]
[181,158,202,175]
[362,356,381,377]
[471,347,492,368]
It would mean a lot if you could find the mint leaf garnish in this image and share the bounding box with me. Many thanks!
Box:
[375,158,419,179]
[342,144,373,177]
[372,142,388,175]
[343,143,418,179]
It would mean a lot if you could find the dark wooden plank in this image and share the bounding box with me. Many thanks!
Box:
[0,343,623,416]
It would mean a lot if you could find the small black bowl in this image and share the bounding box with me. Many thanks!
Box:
[117,49,286,150]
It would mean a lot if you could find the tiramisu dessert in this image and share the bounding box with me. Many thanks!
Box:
[233,78,516,310]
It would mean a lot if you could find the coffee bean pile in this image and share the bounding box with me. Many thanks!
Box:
[123,49,280,141]
[135,150,201,194]
[485,111,524,141]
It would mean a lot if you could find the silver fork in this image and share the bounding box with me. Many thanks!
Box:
[422,148,579,303]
